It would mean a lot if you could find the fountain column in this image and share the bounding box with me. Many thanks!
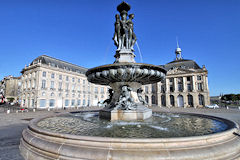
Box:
[85,2,166,121]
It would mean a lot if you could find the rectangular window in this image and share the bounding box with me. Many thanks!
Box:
[66,76,69,81]
[78,79,80,83]
[169,78,173,82]
[161,85,165,93]
[49,99,55,107]
[42,80,46,89]
[83,80,85,84]
[95,87,98,94]
[65,99,69,106]
[197,75,202,80]
[28,80,31,88]
[77,99,81,106]
[187,84,192,91]
[71,100,75,106]
[170,85,174,92]
[40,99,46,107]
[51,73,55,78]
[42,71,46,77]
[178,84,183,92]
[72,84,76,91]
[100,87,104,94]
[145,86,149,94]
[72,78,75,82]
[50,81,54,89]
[31,99,34,107]
[59,82,62,89]
[198,83,203,91]
[152,85,156,93]
[187,76,191,81]
[77,85,81,92]
[66,83,69,90]
[59,75,62,80]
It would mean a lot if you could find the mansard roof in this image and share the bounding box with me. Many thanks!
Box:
[31,55,88,74]
[164,59,201,71]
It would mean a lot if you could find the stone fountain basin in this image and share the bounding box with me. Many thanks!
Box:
[20,112,240,160]
[86,63,166,85]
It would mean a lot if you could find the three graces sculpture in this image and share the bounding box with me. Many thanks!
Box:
[113,2,137,51]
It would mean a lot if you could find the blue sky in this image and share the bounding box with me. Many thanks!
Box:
[0,0,239,96]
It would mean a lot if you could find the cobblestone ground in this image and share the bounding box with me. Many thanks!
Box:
[0,106,239,160]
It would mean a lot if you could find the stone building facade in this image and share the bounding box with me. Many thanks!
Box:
[0,76,21,103]
[20,55,109,109]
[143,47,210,108]
[20,50,210,109]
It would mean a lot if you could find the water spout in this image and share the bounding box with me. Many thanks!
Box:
[136,41,143,63]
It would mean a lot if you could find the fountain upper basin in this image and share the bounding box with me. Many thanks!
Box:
[86,63,166,85]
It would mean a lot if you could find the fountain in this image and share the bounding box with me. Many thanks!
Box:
[20,2,240,160]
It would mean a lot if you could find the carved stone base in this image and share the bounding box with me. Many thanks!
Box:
[114,49,136,63]
[99,105,152,121]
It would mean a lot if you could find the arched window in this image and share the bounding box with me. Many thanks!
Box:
[145,95,149,103]
[161,95,166,106]
[177,95,184,107]
[188,94,193,107]
[198,94,205,106]
[151,95,156,104]
[170,95,174,106]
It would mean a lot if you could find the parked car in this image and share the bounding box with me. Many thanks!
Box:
[205,104,220,109]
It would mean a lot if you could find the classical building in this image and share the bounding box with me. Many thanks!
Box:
[20,48,210,109]
[20,55,109,109]
[143,46,210,108]
[0,75,21,103]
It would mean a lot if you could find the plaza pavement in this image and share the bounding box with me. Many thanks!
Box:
[0,107,239,160]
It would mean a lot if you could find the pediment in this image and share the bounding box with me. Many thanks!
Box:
[167,68,196,75]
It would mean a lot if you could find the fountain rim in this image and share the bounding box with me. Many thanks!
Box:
[85,62,167,76]
[28,111,239,142]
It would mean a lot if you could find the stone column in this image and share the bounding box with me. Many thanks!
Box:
[166,93,170,108]
[174,94,178,107]
[174,78,177,93]
[148,94,152,106]
[183,77,187,92]
[192,75,196,92]
[183,95,188,108]
[193,93,198,108]
[157,83,161,107]
[157,93,161,107]
[205,76,209,91]
[165,78,169,93]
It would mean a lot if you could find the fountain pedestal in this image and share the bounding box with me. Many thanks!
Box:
[99,81,152,121]
[100,105,152,121]
[114,49,136,63]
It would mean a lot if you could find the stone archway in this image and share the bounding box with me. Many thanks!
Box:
[151,95,156,104]
[161,95,166,106]
[177,95,184,107]
[145,95,149,103]
[187,94,193,107]
[198,94,205,106]
[170,95,175,107]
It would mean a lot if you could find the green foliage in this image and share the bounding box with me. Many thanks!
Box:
[7,97,14,102]
[221,94,240,101]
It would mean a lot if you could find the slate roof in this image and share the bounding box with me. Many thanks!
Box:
[164,59,201,71]
[30,55,88,74]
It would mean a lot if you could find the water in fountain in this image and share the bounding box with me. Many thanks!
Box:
[135,41,143,63]
[37,111,229,138]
